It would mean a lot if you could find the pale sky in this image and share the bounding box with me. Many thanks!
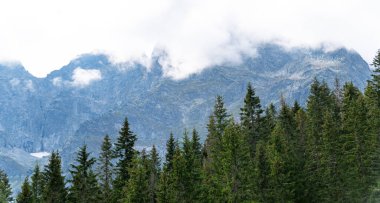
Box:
[0,0,379,78]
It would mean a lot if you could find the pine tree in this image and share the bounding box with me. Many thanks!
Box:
[30,164,43,203]
[260,103,277,142]
[304,79,334,202]
[42,151,67,203]
[157,135,177,203]
[181,130,202,202]
[253,140,270,202]
[0,169,12,203]
[16,177,32,203]
[164,133,176,171]
[202,96,230,202]
[125,150,150,203]
[68,145,101,203]
[157,140,181,203]
[366,49,380,201]
[171,142,186,202]
[240,83,263,158]
[266,100,298,202]
[220,121,253,202]
[113,117,137,201]
[98,135,113,203]
[148,145,160,203]
[340,83,378,201]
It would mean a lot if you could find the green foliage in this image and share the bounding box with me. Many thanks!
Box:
[68,145,101,203]
[16,177,32,203]
[42,151,67,203]
[0,169,12,203]
[31,164,43,203]
[98,135,113,203]
[240,83,263,158]
[125,150,150,203]
[113,117,137,201]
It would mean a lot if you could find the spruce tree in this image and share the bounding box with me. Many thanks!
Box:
[340,83,378,201]
[98,135,113,203]
[16,177,32,203]
[253,140,270,202]
[42,151,67,203]
[68,145,101,203]
[365,50,380,201]
[266,100,298,202]
[148,145,160,203]
[240,83,263,158]
[202,96,230,202]
[125,150,150,203]
[113,117,137,201]
[182,130,202,202]
[0,169,12,203]
[220,121,253,202]
[164,133,176,171]
[157,135,177,203]
[260,103,277,142]
[30,164,43,203]
[304,79,334,202]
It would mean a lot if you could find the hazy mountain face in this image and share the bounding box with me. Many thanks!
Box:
[0,44,372,189]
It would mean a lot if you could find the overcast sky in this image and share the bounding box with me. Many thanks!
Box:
[0,0,379,78]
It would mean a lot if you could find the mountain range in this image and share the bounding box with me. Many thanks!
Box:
[0,44,373,191]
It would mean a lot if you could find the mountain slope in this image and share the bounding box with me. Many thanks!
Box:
[0,44,372,191]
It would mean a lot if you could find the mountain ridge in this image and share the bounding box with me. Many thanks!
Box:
[0,44,372,191]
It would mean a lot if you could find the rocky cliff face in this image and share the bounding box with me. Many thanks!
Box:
[0,44,372,191]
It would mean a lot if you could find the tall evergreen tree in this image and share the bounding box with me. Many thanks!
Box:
[202,96,230,202]
[266,100,298,202]
[304,79,334,202]
[366,50,380,201]
[220,122,253,202]
[148,145,160,203]
[240,83,263,157]
[68,145,101,203]
[16,177,32,203]
[0,169,12,203]
[30,164,43,203]
[260,103,277,141]
[125,150,150,203]
[253,140,270,202]
[157,135,177,203]
[98,135,113,203]
[113,117,137,201]
[340,83,378,201]
[164,133,176,171]
[42,151,67,203]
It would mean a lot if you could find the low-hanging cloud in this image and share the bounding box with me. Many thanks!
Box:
[0,0,379,79]
[71,68,102,87]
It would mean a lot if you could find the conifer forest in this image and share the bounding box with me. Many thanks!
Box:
[1,51,380,203]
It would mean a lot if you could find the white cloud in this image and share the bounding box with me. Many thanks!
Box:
[71,68,102,87]
[24,80,35,92]
[52,77,63,87]
[9,78,20,87]
[0,0,379,78]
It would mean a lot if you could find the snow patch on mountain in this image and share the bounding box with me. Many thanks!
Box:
[30,152,50,159]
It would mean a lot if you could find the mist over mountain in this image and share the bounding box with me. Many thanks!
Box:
[0,44,372,190]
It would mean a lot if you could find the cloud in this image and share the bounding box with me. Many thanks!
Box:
[0,0,379,78]
[24,80,35,92]
[52,77,63,87]
[71,68,102,87]
[9,78,20,87]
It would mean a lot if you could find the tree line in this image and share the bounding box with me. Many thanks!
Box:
[0,50,379,202]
